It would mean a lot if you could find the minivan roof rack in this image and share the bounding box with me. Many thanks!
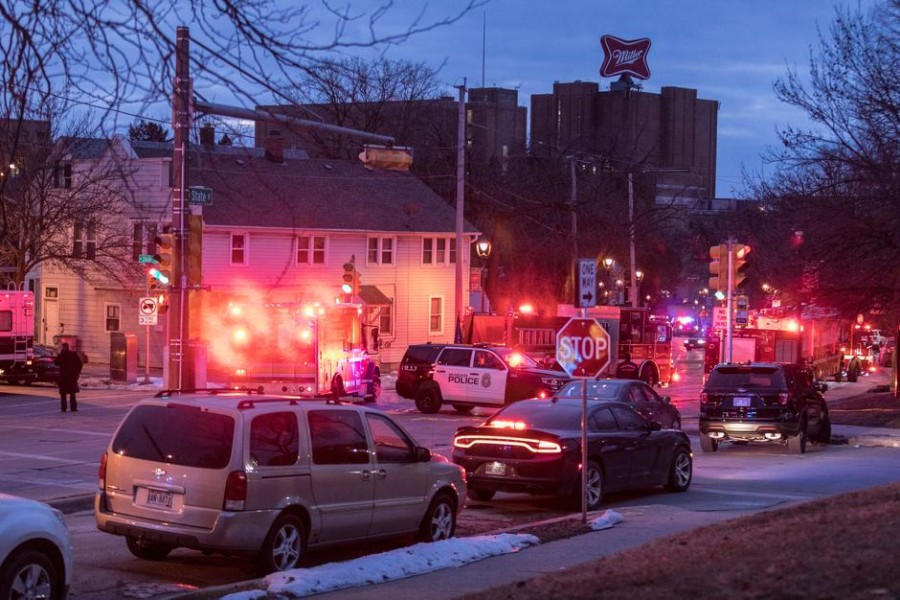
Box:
[154,387,266,398]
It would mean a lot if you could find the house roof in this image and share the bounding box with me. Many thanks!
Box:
[189,148,475,234]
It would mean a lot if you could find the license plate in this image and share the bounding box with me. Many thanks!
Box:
[733,396,751,407]
[145,489,173,508]
[485,461,507,476]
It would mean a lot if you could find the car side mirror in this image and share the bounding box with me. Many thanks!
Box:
[415,446,432,462]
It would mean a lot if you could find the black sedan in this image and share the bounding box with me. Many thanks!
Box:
[2,345,87,386]
[683,337,706,351]
[452,398,693,509]
[553,379,682,430]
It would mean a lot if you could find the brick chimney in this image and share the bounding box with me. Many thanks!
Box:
[265,130,284,163]
[199,124,215,147]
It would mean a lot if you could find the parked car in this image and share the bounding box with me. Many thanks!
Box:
[397,343,570,414]
[553,379,682,429]
[0,493,74,600]
[699,362,832,454]
[1,344,88,386]
[452,398,693,509]
[95,390,466,574]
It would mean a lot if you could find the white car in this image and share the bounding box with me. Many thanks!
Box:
[0,494,74,599]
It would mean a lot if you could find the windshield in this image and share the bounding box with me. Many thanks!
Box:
[491,347,539,369]
[555,380,624,399]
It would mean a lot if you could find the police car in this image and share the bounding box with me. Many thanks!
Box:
[397,343,570,414]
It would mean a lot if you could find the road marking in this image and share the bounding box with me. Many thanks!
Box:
[0,450,98,465]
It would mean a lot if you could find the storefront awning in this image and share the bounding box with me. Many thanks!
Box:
[359,285,392,306]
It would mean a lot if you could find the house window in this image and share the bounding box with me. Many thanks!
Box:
[429,296,443,334]
[367,237,394,265]
[54,162,72,188]
[231,233,247,265]
[422,238,456,265]
[105,304,121,332]
[296,236,325,264]
[73,221,97,259]
[366,303,393,337]
[132,222,158,261]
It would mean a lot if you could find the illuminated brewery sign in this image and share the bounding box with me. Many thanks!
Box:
[600,34,652,79]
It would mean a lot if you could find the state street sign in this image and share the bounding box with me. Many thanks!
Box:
[555,317,611,378]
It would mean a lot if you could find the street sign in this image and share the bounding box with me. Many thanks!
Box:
[139,296,158,326]
[555,317,611,378]
[138,254,156,264]
[189,186,213,205]
[139,314,158,326]
[576,258,597,308]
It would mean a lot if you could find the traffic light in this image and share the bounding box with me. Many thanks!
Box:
[732,244,751,288]
[153,232,177,291]
[341,262,359,303]
[708,244,727,290]
[187,214,203,287]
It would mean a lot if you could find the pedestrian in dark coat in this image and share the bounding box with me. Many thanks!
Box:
[54,343,83,412]
[615,352,640,380]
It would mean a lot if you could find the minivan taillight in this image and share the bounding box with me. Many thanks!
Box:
[98,452,107,490]
[224,470,247,511]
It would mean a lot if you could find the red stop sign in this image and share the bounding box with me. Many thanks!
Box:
[555,317,611,378]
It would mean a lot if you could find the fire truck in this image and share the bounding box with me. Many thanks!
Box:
[465,305,676,386]
[203,295,380,400]
[0,291,35,384]
[703,309,844,381]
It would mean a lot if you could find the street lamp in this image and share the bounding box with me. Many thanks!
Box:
[475,236,492,313]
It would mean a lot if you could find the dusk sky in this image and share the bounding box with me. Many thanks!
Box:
[354,0,880,198]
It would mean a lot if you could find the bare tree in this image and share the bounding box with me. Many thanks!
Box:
[748,0,900,325]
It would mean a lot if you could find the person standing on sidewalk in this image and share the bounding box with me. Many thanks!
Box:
[54,343,83,412]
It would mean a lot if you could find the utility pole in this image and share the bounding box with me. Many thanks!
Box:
[725,237,735,362]
[628,171,638,308]
[454,80,466,342]
[570,156,578,307]
[169,26,192,390]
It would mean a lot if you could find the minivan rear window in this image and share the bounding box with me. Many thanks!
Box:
[112,405,235,469]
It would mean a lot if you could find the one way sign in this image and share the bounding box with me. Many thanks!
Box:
[576,258,597,308]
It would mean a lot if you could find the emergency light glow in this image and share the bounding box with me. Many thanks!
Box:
[299,329,312,342]
[489,419,527,430]
[786,320,800,332]
[229,304,242,317]
[232,328,249,343]
[507,353,525,368]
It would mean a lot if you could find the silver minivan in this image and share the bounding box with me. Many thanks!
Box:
[95,391,466,573]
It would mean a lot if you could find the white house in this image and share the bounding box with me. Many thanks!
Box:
[28,135,478,374]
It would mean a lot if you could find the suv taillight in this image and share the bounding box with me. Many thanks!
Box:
[98,452,107,490]
[224,470,247,511]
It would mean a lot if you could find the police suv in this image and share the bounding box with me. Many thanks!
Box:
[397,343,570,414]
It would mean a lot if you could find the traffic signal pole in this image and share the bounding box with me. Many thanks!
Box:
[725,238,735,362]
[170,27,191,390]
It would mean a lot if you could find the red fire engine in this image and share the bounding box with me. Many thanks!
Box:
[202,294,380,400]
[703,309,844,381]
[465,305,676,386]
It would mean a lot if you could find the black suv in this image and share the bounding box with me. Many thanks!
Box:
[699,362,831,454]
[397,343,570,414]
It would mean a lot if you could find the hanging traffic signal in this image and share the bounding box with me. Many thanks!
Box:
[341,261,358,303]
[732,244,751,289]
[187,214,203,287]
[708,244,727,290]
[153,232,177,290]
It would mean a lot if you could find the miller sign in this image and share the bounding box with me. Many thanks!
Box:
[555,317,611,379]
[600,35,652,80]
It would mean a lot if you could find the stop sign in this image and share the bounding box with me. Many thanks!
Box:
[555,317,611,378]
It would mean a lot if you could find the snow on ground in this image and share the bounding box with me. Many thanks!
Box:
[221,511,624,600]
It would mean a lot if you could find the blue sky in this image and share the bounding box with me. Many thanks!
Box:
[351,0,879,197]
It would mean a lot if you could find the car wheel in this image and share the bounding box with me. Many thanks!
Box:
[699,433,719,453]
[452,403,474,415]
[257,513,306,573]
[788,425,808,455]
[664,448,692,492]
[467,488,496,502]
[415,385,443,414]
[568,460,604,511]
[0,548,60,600]
[125,535,173,561]
[813,415,832,445]
[640,367,659,387]
[417,492,456,542]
